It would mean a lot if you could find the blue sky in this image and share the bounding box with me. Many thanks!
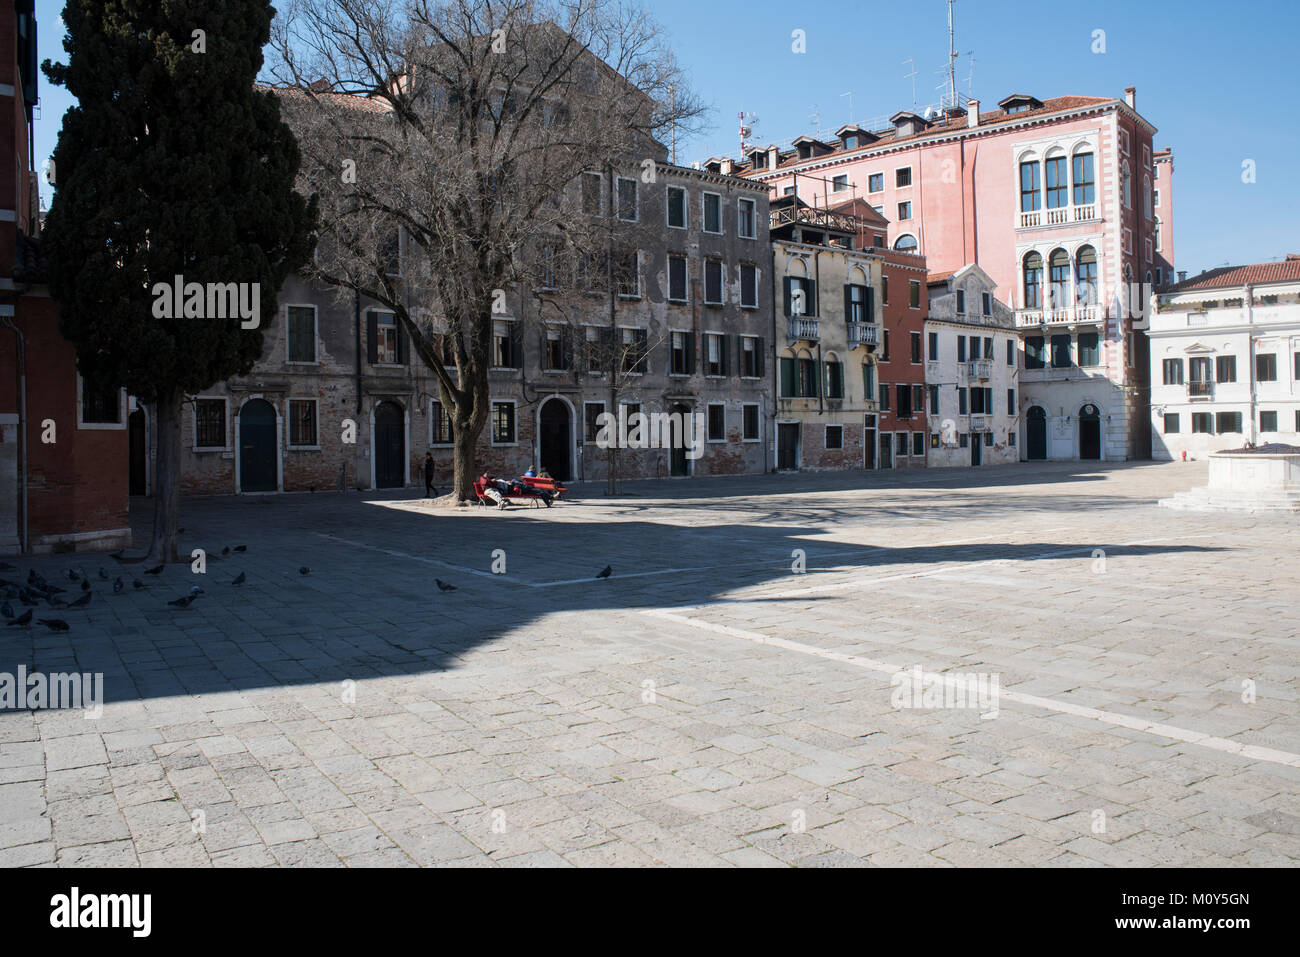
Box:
[32,0,1300,276]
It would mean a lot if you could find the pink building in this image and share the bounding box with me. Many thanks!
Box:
[739,88,1170,461]
[1153,147,1175,289]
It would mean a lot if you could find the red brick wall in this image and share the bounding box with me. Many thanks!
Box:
[876,254,929,465]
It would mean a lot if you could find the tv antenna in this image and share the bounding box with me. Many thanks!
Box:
[946,0,959,107]
[808,103,821,137]
[902,58,918,110]
[840,91,854,125]
[964,52,976,98]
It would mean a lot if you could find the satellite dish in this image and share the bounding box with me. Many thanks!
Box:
[922,106,933,120]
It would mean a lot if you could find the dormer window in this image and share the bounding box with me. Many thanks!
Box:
[842,135,857,150]
[998,93,1043,115]
[750,151,767,170]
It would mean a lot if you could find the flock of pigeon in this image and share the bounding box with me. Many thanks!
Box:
[0,553,615,634]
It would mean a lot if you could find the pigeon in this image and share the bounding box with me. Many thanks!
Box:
[299,567,311,576]
[145,564,165,576]
[18,589,39,607]
[113,577,124,595]
[167,593,201,609]
[45,595,67,609]
[1,601,12,619]
[231,571,246,586]
[596,565,612,580]
[81,578,91,592]
[222,546,231,556]
[435,579,457,592]
[98,568,109,580]
[69,592,92,609]
[37,619,69,632]
[132,578,146,590]
[67,569,80,582]
[233,545,247,553]
[7,609,32,628]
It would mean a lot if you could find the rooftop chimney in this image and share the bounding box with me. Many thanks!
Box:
[721,158,735,176]
[967,99,979,128]
[768,145,779,170]
[1124,86,1136,109]
[1178,270,1187,282]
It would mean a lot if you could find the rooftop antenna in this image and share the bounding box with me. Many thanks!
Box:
[809,103,821,138]
[947,0,959,108]
[840,91,854,125]
[964,52,976,98]
[902,58,918,110]
[738,111,758,157]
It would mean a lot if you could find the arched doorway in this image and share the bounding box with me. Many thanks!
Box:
[374,401,406,488]
[1079,404,1101,460]
[239,399,277,492]
[1026,406,1047,460]
[670,402,691,476]
[538,398,572,481]
[128,408,148,495]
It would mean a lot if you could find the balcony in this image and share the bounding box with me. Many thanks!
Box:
[1016,202,1099,230]
[862,399,879,413]
[1015,304,1103,328]
[847,322,879,348]
[787,317,820,341]
[969,415,987,431]
[967,359,992,380]
[1188,380,1213,401]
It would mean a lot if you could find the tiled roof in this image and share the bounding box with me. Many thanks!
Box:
[828,197,890,228]
[926,270,955,284]
[743,95,1117,175]
[256,83,393,114]
[1164,257,1300,293]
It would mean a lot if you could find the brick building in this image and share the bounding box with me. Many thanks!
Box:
[1,1,130,554]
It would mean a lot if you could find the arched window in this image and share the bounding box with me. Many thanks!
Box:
[1075,245,1098,306]
[1072,150,1095,205]
[1023,251,1043,309]
[1019,157,1041,212]
[1143,175,1152,218]
[893,234,918,252]
[1121,162,1132,208]
[1154,217,1163,252]
[824,354,844,399]
[1045,150,1068,209]
[1048,249,1070,309]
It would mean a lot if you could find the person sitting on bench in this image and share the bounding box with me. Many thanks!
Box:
[479,472,511,509]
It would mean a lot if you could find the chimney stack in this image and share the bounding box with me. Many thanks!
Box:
[967,99,980,128]
[768,145,779,170]
[1124,86,1136,109]
[720,158,735,176]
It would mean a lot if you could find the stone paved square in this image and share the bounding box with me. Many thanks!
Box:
[2,460,1297,867]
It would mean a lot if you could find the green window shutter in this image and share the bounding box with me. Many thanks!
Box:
[365,311,378,364]
[779,356,795,397]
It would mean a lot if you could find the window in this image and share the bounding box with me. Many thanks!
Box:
[982,292,992,316]
[194,399,226,449]
[927,332,938,360]
[743,404,760,441]
[929,384,940,411]
[832,174,849,192]
[826,425,844,449]
[898,201,912,220]
[862,363,876,400]
[1072,152,1095,205]
[704,260,724,305]
[1216,412,1241,434]
[1121,162,1132,208]
[1025,336,1046,369]
[1154,188,1161,208]
[288,399,318,447]
[912,432,925,457]
[882,329,890,361]
[582,172,602,216]
[616,177,638,221]
[492,402,516,444]
[1007,388,1016,416]
[1143,176,1152,219]
[1163,413,1180,434]
[970,386,988,415]
[616,248,640,298]
[784,276,816,317]
[707,404,726,442]
[896,432,909,456]
[1019,160,1041,212]
[667,186,687,228]
[909,280,920,308]
[741,336,762,378]
[868,173,883,192]
[1023,252,1043,308]
[287,306,317,362]
[912,384,924,414]
[492,319,520,368]
[878,382,889,410]
[882,276,889,304]
[703,192,722,233]
[955,290,966,315]
[543,326,570,371]
[1216,355,1236,383]
[668,255,688,302]
[372,311,403,364]
[669,330,693,375]
[704,333,726,376]
[1045,156,1067,209]
[538,243,560,289]
[1077,332,1100,367]
[1192,412,1213,434]
[825,360,844,399]
[1076,246,1098,305]
[1260,410,1278,432]
[959,433,969,448]
[622,328,648,374]
[380,230,401,276]
[894,235,918,252]
[1155,219,1163,253]
[583,327,604,373]
[846,283,871,323]
[983,337,994,359]
[895,167,912,188]
[1257,353,1277,381]
[910,332,922,363]
[584,402,605,442]
[798,357,818,397]
[897,384,913,418]
[740,263,759,308]
[957,337,967,363]
[738,198,756,239]
[431,400,453,445]
[1296,352,1300,380]
[1050,334,1071,368]
[1006,339,1015,366]
[1049,249,1070,308]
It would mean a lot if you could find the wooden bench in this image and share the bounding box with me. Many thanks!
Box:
[473,479,557,508]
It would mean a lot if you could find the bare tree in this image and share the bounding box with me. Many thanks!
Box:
[265,0,704,500]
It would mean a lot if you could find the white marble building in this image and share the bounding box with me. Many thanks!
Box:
[1150,257,1300,460]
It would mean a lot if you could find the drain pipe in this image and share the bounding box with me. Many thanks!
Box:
[1,313,28,554]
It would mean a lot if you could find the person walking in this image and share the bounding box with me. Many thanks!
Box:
[424,452,438,498]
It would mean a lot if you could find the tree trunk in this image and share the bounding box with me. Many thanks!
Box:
[147,390,183,563]
[452,412,479,501]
